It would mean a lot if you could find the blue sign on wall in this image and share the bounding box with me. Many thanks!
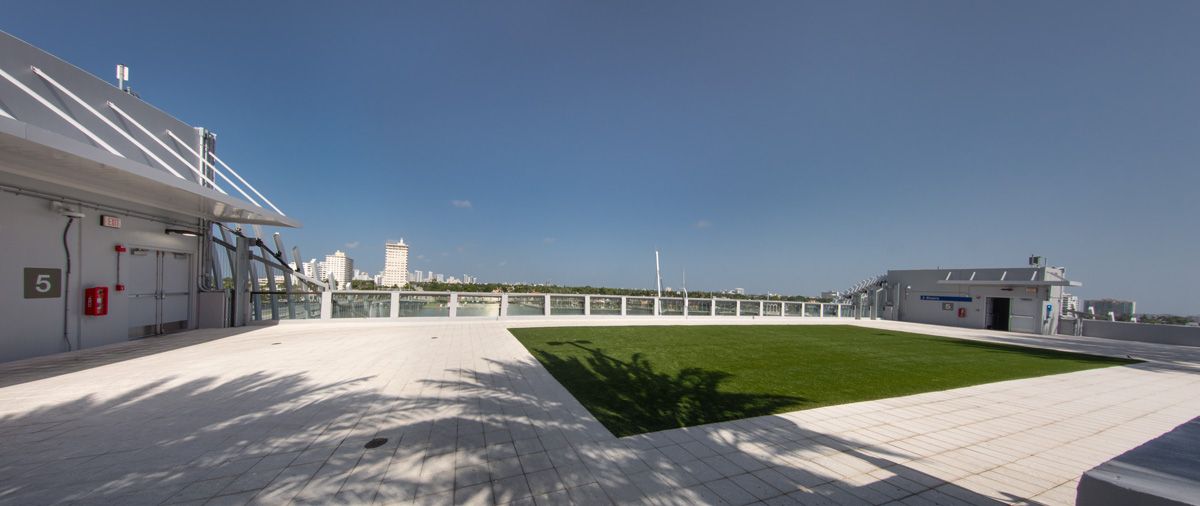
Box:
[920,295,972,303]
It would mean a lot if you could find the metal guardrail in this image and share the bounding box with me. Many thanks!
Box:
[248,291,872,322]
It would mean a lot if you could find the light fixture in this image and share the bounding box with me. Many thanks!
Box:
[165,228,199,237]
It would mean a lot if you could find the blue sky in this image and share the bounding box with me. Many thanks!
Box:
[6,2,1199,314]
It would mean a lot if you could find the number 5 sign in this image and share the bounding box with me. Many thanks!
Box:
[24,268,61,299]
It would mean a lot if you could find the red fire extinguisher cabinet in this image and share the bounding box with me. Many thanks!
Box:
[85,287,108,316]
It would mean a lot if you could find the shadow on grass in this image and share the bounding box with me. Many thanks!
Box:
[534,340,807,437]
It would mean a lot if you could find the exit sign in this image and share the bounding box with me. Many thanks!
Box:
[101,215,121,228]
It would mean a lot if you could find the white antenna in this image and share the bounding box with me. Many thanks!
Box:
[116,64,129,92]
[655,250,662,297]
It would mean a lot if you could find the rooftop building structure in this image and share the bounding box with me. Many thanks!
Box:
[0,30,299,363]
[883,266,1079,335]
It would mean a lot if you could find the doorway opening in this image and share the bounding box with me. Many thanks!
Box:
[986,297,1010,331]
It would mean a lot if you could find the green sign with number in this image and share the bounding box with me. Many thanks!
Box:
[24,268,61,299]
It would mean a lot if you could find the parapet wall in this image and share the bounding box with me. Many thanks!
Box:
[1082,320,1200,348]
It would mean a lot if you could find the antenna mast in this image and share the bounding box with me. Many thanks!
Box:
[682,267,687,300]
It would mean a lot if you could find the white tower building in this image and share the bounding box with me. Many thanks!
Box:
[383,240,409,288]
[324,250,354,288]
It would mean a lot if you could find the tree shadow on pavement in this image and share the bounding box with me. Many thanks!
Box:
[0,326,267,389]
[0,370,381,506]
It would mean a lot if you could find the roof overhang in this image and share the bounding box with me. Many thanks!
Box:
[937,280,1081,287]
[0,116,299,228]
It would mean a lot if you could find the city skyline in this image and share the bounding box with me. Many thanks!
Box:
[6,2,1197,314]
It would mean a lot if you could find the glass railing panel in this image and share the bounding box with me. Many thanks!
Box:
[715,300,737,316]
[291,294,321,319]
[274,293,320,320]
[332,293,391,318]
[250,292,322,320]
[804,303,821,317]
[590,296,622,315]
[687,299,712,316]
[763,302,782,316]
[739,301,760,316]
[840,305,855,318]
[458,295,501,317]
[823,304,839,317]
[626,298,655,315]
[507,295,545,316]
[550,296,586,316]
[397,294,450,317]
[784,302,803,317]
[659,298,684,316]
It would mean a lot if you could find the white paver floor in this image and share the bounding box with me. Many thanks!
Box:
[1,318,1198,505]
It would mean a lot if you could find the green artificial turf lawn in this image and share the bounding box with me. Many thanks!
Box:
[510,325,1139,437]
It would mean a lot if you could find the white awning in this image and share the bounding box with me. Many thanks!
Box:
[0,117,299,228]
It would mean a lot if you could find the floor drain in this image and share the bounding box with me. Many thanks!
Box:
[364,438,387,449]
[431,336,438,339]
[271,343,281,345]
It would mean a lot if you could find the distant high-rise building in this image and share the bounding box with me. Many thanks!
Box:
[1061,293,1080,316]
[1084,298,1136,316]
[435,273,445,282]
[409,270,423,283]
[383,240,409,288]
[317,261,328,281]
[324,250,354,288]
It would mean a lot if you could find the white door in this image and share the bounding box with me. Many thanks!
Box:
[128,249,191,338]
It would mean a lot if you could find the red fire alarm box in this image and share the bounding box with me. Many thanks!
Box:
[85,287,108,316]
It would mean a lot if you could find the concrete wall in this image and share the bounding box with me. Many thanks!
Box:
[1082,320,1200,348]
[1077,415,1200,505]
[0,190,199,363]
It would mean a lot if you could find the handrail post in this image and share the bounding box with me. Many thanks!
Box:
[501,293,508,318]
[584,295,590,316]
[320,291,332,320]
[390,292,399,318]
[449,293,458,318]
